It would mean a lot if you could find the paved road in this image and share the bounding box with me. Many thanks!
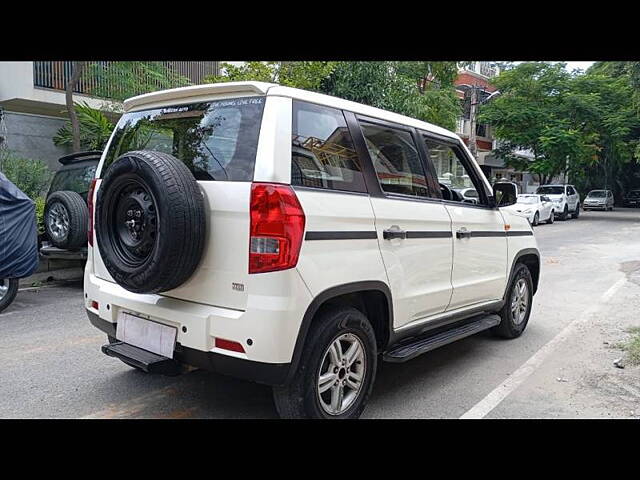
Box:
[1,209,639,418]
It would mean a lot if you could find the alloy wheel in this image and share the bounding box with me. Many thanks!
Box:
[47,202,70,241]
[510,278,529,325]
[317,333,366,416]
[0,279,8,300]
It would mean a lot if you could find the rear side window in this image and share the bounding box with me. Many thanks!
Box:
[291,101,366,193]
[101,97,265,181]
[567,186,576,195]
[360,122,429,197]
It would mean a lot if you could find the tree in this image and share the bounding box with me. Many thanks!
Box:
[478,62,592,184]
[204,61,336,92]
[479,61,640,197]
[53,102,115,151]
[321,61,461,130]
[207,61,462,130]
[65,61,87,152]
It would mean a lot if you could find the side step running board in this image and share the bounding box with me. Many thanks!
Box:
[383,314,501,363]
[102,341,180,375]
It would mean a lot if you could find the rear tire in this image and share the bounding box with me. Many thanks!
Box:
[272,307,377,419]
[0,278,19,314]
[45,191,88,249]
[492,263,533,339]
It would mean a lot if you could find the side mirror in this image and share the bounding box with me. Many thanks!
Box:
[493,181,518,207]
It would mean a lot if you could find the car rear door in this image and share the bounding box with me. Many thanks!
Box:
[354,116,454,329]
[422,137,508,310]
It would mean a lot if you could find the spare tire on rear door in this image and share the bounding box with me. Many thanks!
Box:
[95,150,206,294]
[45,190,89,249]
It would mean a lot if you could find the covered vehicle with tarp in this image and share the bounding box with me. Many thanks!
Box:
[0,171,38,313]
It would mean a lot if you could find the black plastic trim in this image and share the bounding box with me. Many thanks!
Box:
[406,231,452,238]
[386,300,504,347]
[287,281,394,384]
[506,231,534,237]
[505,247,541,297]
[87,310,291,386]
[305,231,378,241]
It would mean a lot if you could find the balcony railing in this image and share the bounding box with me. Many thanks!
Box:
[33,61,219,100]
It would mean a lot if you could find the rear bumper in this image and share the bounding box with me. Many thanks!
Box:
[88,310,292,386]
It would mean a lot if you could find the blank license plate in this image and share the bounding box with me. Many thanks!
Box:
[116,312,177,358]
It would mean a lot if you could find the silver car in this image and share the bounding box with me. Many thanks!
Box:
[583,189,614,211]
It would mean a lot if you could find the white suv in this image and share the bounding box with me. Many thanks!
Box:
[535,184,580,220]
[84,82,540,419]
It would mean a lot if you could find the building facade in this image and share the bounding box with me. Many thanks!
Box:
[0,61,219,171]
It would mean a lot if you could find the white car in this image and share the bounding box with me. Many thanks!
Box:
[583,189,614,211]
[535,184,580,220]
[84,82,540,419]
[505,194,555,226]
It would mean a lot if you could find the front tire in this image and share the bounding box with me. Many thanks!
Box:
[272,307,377,419]
[547,210,555,224]
[560,205,569,221]
[572,203,580,219]
[532,212,539,226]
[492,263,533,339]
[0,278,19,314]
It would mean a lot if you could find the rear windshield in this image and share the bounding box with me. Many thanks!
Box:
[49,163,97,195]
[100,97,265,181]
[536,186,564,195]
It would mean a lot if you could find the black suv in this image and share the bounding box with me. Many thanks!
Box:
[44,151,101,250]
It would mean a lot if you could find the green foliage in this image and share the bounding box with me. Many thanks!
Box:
[0,152,51,199]
[34,196,46,235]
[207,61,461,130]
[321,61,461,130]
[87,62,191,103]
[478,61,640,191]
[53,102,115,151]
[205,61,337,92]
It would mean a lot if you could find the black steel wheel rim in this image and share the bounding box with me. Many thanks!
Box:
[108,177,159,268]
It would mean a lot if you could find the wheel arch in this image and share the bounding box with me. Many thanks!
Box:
[286,281,393,384]
[507,248,540,297]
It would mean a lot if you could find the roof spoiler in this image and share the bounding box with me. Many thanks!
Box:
[58,151,103,165]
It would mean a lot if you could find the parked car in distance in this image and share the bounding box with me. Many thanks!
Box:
[535,184,580,220]
[85,82,540,419]
[623,189,640,208]
[583,189,614,211]
[453,187,479,204]
[43,151,101,255]
[505,194,554,226]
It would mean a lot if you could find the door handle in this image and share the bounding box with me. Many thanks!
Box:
[383,226,407,240]
[456,227,472,239]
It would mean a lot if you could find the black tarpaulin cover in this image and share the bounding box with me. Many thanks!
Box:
[0,171,38,278]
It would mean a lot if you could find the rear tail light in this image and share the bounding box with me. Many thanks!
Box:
[87,179,97,246]
[249,183,305,274]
